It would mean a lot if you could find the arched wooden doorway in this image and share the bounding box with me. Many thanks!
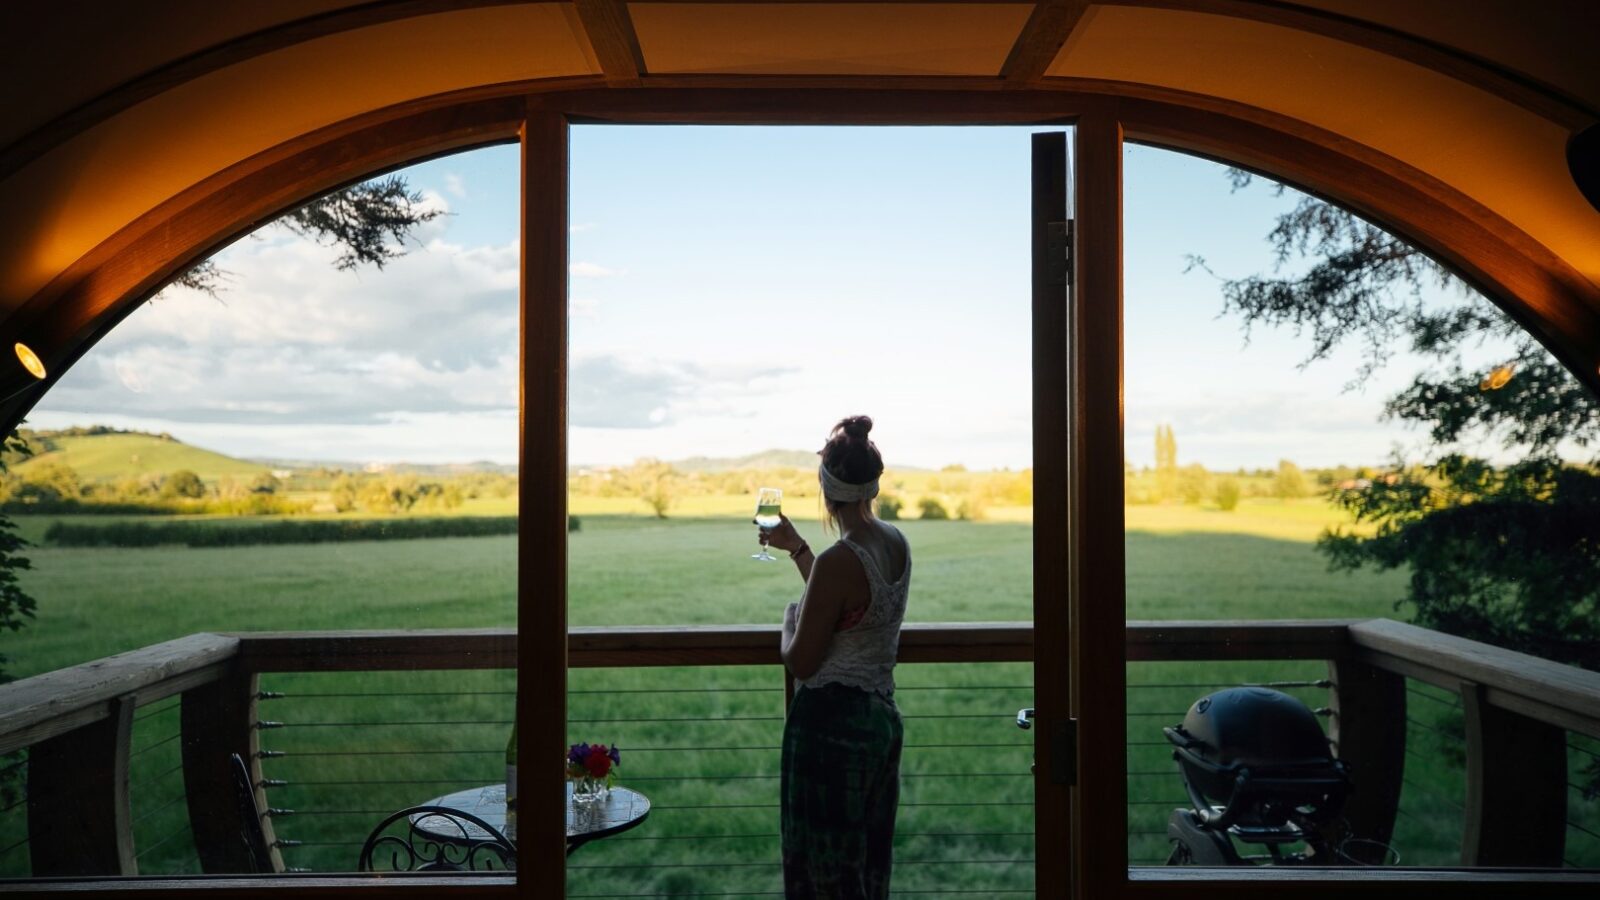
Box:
[6,84,1597,898]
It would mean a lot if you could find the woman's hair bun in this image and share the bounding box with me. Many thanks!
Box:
[839,415,873,440]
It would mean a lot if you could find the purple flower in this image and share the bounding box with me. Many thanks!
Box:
[608,744,621,765]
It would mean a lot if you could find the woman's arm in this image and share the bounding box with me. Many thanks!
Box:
[781,545,851,679]
[788,544,815,580]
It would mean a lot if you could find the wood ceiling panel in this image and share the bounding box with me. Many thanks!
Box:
[1289,0,1600,112]
[0,4,596,309]
[0,0,372,150]
[630,2,1034,75]
[1048,5,1600,289]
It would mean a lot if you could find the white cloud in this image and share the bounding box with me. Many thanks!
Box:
[569,354,794,429]
[570,261,620,278]
[443,173,466,199]
[38,227,520,437]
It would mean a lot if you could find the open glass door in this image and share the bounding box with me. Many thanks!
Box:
[1029,129,1075,897]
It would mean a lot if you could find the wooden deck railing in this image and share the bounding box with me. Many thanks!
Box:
[0,619,1594,879]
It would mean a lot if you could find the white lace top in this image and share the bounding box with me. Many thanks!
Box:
[798,526,912,697]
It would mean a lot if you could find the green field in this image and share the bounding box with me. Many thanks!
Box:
[0,500,1593,885]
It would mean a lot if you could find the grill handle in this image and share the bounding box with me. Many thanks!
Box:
[1162,726,1202,750]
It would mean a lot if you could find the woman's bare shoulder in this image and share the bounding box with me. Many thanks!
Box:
[814,541,860,567]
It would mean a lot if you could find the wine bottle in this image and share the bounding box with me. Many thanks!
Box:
[505,712,517,841]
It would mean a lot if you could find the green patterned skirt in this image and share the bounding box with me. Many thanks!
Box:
[781,682,904,899]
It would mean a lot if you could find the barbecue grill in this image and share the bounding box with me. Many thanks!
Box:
[1162,687,1352,865]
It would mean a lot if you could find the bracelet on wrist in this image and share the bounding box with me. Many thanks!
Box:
[790,543,810,559]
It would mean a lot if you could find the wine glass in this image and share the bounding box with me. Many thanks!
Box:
[751,487,783,561]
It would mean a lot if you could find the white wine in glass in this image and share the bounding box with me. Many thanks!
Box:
[752,487,783,561]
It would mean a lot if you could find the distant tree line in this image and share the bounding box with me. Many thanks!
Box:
[0,461,516,517]
[569,459,1034,521]
[1126,424,1329,510]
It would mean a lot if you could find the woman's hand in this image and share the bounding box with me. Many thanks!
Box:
[757,513,805,555]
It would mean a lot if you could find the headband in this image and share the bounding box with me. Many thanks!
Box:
[819,463,880,502]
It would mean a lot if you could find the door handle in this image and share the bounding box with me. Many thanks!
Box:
[1017,708,1077,785]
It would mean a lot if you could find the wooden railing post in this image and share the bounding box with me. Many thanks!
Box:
[181,668,283,873]
[1460,681,1567,866]
[27,694,137,875]
[1325,658,1405,860]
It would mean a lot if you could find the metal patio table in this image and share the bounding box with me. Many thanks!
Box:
[412,782,652,856]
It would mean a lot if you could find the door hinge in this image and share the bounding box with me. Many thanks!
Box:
[1052,717,1078,786]
[1047,220,1073,287]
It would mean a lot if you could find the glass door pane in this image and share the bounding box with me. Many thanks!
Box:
[1121,141,1600,876]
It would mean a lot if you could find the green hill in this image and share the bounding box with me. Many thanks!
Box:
[11,430,270,483]
[667,449,821,473]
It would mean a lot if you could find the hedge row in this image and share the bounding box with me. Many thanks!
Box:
[3,499,184,516]
[3,495,307,516]
[43,516,522,548]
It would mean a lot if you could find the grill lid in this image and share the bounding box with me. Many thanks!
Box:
[1172,687,1333,768]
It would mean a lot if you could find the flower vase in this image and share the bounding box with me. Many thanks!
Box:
[571,776,610,806]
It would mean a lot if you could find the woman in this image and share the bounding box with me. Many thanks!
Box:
[758,415,910,900]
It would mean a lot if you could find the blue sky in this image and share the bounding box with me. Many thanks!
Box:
[27,127,1511,471]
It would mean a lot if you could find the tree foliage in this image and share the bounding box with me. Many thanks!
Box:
[1214,477,1241,512]
[0,431,35,679]
[621,459,678,519]
[0,431,32,802]
[1153,424,1178,502]
[1323,456,1600,669]
[1195,173,1598,453]
[877,493,903,520]
[172,175,441,295]
[1177,463,1210,506]
[161,469,206,499]
[1204,171,1600,668]
[1273,460,1308,499]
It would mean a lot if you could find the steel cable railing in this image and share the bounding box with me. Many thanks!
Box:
[1385,680,1467,866]
[253,663,1035,893]
[577,666,1035,898]
[0,747,26,870]
[1567,734,1600,867]
[0,693,198,877]
[0,761,101,874]
[127,699,200,875]
[255,668,518,872]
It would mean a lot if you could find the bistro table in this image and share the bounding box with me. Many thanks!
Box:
[412,783,652,856]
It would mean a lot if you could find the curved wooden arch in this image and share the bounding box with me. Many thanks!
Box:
[3,0,1593,183]
[5,78,1599,430]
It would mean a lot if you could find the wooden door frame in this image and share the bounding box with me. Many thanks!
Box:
[3,84,1599,899]
[1070,113,1127,897]
[520,110,570,894]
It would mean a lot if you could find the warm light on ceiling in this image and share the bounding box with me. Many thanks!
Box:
[1479,364,1514,391]
[13,343,45,381]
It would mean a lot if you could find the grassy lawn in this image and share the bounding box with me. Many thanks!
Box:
[0,499,1589,883]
